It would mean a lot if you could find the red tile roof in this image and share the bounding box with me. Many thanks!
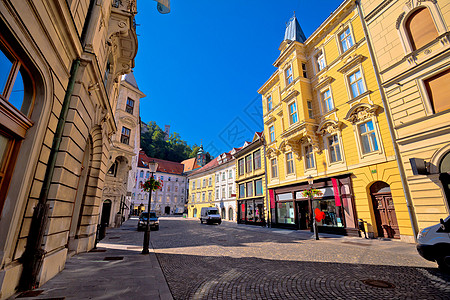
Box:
[181,157,201,172]
[138,151,184,175]
[189,151,234,176]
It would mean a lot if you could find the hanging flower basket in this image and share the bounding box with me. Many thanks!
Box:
[142,177,163,192]
[301,188,323,198]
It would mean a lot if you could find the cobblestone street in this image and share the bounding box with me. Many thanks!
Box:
[151,217,450,300]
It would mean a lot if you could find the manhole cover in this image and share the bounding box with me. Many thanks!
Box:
[361,279,395,289]
[104,256,123,261]
[89,249,107,253]
[17,290,44,298]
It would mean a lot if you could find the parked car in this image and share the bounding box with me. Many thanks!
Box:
[417,215,450,272]
[137,212,159,231]
[200,207,221,225]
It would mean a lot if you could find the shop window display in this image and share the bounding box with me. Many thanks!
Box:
[277,202,295,224]
[312,199,343,227]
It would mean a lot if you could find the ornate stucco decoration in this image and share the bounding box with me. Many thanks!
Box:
[281,90,300,103]
[344,103,379,124]
[337,54,367,73]
[299,135,321,153]
[405,0,437,11]
[313,75,334,91]
[266,146,280,158]
[317,120,342,136]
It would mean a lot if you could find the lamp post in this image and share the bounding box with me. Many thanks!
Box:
[142,160,158,254]
[307,175,319,240]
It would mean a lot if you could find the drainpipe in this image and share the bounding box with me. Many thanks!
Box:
[19,58,81,290]
[263,139,271,228]
[355,0,418,241]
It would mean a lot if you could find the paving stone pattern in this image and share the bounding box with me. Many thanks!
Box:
[152,217,450,300]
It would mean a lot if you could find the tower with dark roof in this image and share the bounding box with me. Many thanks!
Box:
[197,143,206,167]
[284,14,306,43]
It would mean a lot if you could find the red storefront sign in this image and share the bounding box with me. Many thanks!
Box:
[331,178,341,206]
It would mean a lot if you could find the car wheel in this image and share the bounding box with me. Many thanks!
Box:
[155,226,159,231]
[437,256,450,273]
[218,221,222,225]
[200,219,203,224]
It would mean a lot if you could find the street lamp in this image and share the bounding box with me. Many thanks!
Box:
[142,160,158,254]
[306,175,319,240]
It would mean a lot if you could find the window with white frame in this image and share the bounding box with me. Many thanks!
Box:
[216,188,219,199]
[208,176,212,186]
[202,192,205,202]
[359,120,379,154]
[245,154,253,173]
[208,191,212,201]
[267,95,272,111]
[304,145,315,169]
[307,100,314,119]
[271,158,278,178]
[321,89,334,113]
[348,69,366,98]
[222,187,225,199]
[222,172,225,180]
[229,169,233,178]
[202,178,206,187]
[269,126,275,143]
[228,185,233,197]
[339,27,354,52]
[286,152,295,175]
[288,102,298,124]
[253,150,261,170]
[315,50,326,72]
[328,134,342,163]
[302,63,308,78]
[285,66,293,85]
[246,181,253,197]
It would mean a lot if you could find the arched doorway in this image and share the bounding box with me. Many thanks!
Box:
[101,200,112,227]
[229,207,233,221]
[221,207,226,219]
[193,208,197,218]
[439,151,450,211]
[165,206,170,215]
[370,181,399,239]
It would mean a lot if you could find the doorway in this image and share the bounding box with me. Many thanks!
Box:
[165,206,170,215]
[101,200,112,227]
[370,181,399,239]
[296,201,309,230]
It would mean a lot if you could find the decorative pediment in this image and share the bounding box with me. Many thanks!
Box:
[313,75,334,91]
[337,54,367,74]
[317,120,342,135]
[266,146,280,158]
[281,90,299,103]
[299,135,321,153]
[344,103,379,124]
[264,114,276,125]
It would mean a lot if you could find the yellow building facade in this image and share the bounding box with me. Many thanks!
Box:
[360,0,450,233]
[234,133,268,226]
[258,0,414,241]
[187,164,216,218]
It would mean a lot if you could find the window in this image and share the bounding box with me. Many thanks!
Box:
[192,181,195,190]
[228,185,233,198]
[285,66,293,85]
[175,186,178,192]
[146,171,150,178]
[304,145,315,169]
[208,191,212,201]
[269,126,275,143]
[339,27,354,52]
[222,172,225,180]
[222,187,225,199]
[239,184,245,198]
[140,170,144,178]
[348,70,365,98]
[216,174,219,182]
[216,188,219,199]
[202,193,205,202]
[288,102,298,124]
[424,69,450,114]
[168,177,171,181]
[255,179,263,196]
[107,162,118,176]
[406,8,439,51]
[246,182,253,197]
[229,169,233,179]
[286,152,295,175]
[202,178,206,187]
[208,176,212,186]
[359,120,379,154]
[253,150,261,170]
[307,100,314,119]
[126,98,134,114]
[315,50,326,72]
[328,135,342,163]
[321,89,334,113]
[271,158,278,178]
[302,63,307,78]
[245,155,253,173]
[104,61,111,88]
[238,159,244,175]
[121,127,131,144]
[267,95,272,111]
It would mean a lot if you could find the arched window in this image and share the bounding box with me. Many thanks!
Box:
[140,170,144,178]
[0,36,34,215]
[193,208,197,218]
[406,7,439,51]
[221,207,226,219]
[146,171,150,178]
[228,207,233,221]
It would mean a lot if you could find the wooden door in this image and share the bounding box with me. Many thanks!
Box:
[372,193,400,239]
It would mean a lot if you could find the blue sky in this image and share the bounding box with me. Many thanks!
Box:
[134,0,343,157]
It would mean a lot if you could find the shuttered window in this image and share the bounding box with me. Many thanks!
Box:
[424,69,450,114]
[406,8,439,51]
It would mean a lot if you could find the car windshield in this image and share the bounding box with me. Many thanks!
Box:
[207,210,218,215]
[141,212,157,218]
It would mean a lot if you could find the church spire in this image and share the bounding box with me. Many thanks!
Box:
[284,14,306,43]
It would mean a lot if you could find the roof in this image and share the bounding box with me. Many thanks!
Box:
[122,71,139,89]
[189,151,234,176]
[284,16,306,43]
[138,151,184,175]
[181,157,201,172]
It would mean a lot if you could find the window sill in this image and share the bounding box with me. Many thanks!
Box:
[321,108,338,118]
[347,90,372,105]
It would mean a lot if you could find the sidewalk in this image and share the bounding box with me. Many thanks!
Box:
[11,217,173,300]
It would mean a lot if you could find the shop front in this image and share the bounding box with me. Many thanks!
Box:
[238,198,266,226]
[270,174,359,236]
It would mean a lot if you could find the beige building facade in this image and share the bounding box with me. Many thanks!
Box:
[360,0,450,231]
[0,0,140,298]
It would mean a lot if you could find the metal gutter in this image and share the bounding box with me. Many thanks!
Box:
[355,0,418,241]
